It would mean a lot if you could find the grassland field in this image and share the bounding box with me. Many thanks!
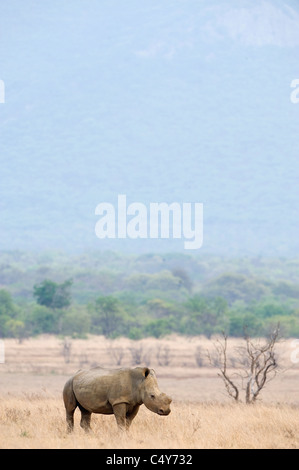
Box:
[1,334,299,449]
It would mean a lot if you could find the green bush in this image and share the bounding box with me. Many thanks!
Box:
[228,313,263,337]
[27,305,60,335]
[144,317,177,338]
[60,307,91,337]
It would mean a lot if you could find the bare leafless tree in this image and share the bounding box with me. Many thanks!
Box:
[211,326,280,404]
[211,334,240,402]
[195,345,203,367]
[243,328,279,404]
[129,343,144,365]
[156,345,171,366]
[195,345,211,367]
[109,346,125,366]
[61,337,72,364]
[129,341,152,366]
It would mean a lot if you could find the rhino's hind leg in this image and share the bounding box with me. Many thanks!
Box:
[63,378,77,433]
[78,404,92,432]
[66,409,75,433]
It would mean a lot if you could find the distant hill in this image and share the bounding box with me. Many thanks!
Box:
[0,0,298,256]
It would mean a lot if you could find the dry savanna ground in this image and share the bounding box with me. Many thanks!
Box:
[1,334,299,449]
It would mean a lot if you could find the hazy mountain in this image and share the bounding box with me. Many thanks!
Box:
[0,1,298,256]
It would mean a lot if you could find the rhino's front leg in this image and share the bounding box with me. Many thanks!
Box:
[126,404,140,429]
[112,403,128,430]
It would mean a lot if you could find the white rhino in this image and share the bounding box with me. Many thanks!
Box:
[63,366,172,431]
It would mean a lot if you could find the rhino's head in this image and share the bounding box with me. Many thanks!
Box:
[138,367,172,416]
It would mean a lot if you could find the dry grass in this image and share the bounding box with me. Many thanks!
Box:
[1,334,299,448]
[1,396,299,449]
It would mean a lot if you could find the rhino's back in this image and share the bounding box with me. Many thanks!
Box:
[74,366,131,385]
[72,367,135,413]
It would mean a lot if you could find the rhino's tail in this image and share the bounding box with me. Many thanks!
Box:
[63,377,78,413]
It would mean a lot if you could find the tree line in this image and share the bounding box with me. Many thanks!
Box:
[0,272,298,340]
[1,251,299,340]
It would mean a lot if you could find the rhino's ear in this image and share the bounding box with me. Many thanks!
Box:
[142,367,150,378]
